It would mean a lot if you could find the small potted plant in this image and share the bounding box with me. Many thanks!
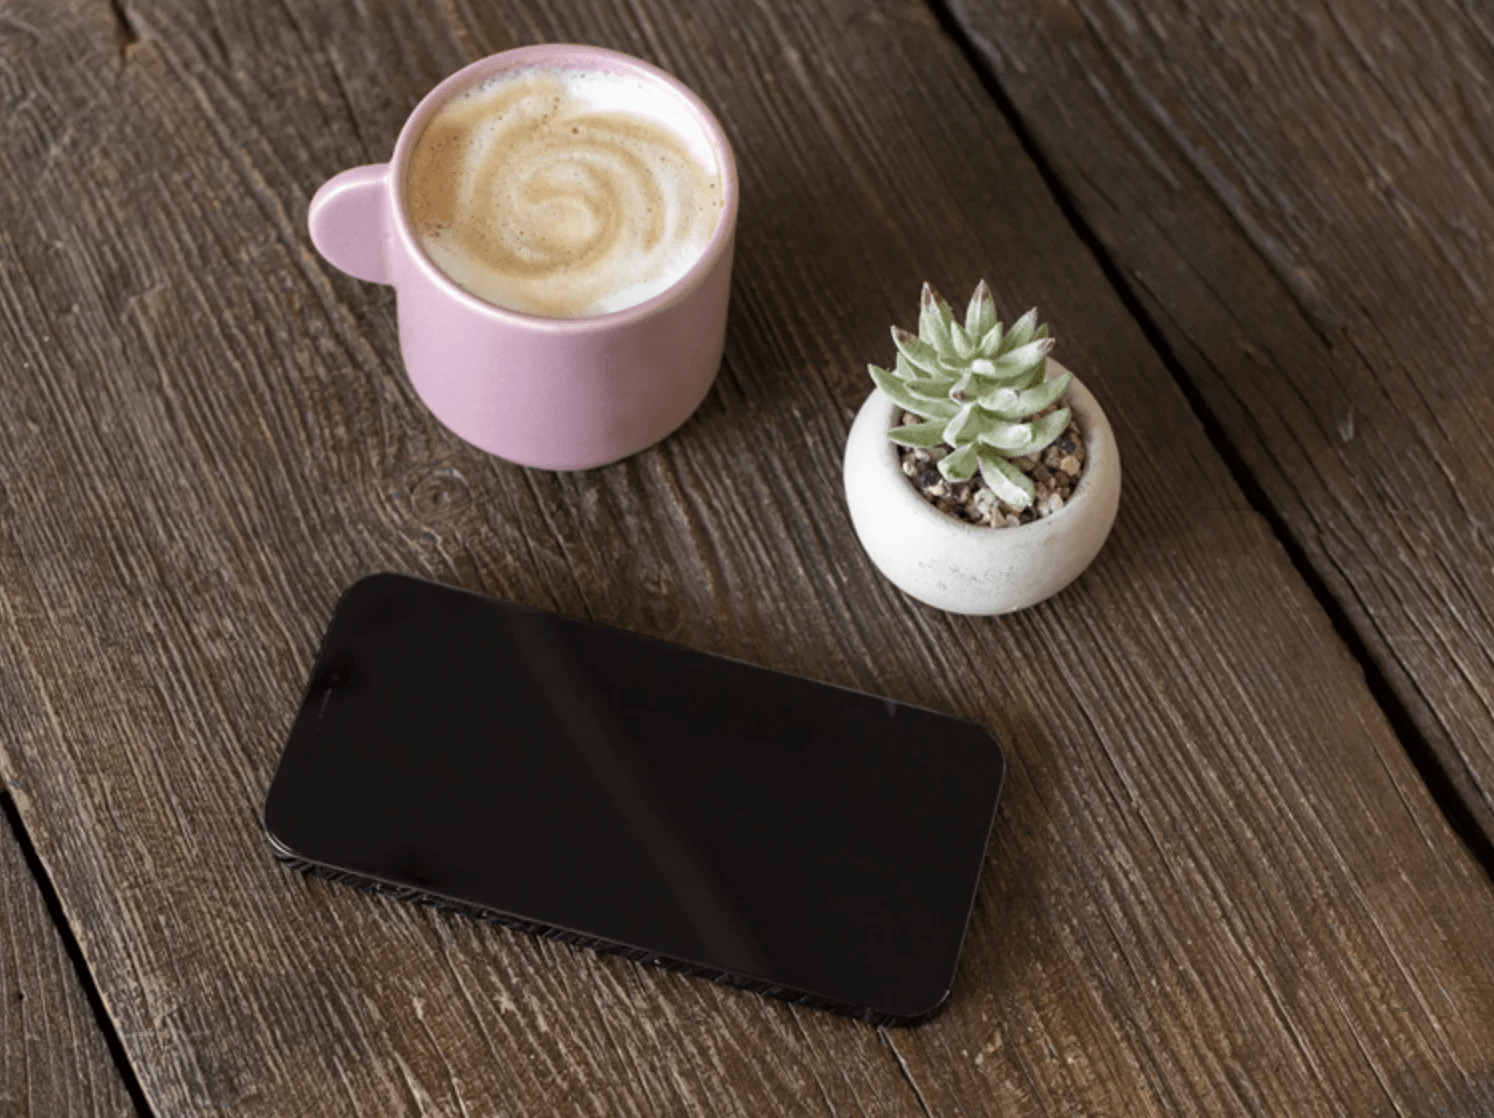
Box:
[843,282,1120,615]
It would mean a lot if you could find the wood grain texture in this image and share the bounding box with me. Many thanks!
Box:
[0,797,141,1118]
[943,0,1494,851]
[0,0,1492,1116]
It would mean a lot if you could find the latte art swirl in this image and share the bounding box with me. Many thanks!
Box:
[407,70,723,318]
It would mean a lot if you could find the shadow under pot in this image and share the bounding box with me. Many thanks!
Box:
[843,361,1121,616]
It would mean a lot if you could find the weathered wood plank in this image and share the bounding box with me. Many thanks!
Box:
[0,795,141,1118]
[943,0,1494,852]
[0,0,1492,1116]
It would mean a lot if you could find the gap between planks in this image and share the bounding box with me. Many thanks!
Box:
[916,0,1494,884]
[0,793,157,1118]
[880,1029,936,1118]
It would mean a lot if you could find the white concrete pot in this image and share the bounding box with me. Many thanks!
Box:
[843,361,1121,615]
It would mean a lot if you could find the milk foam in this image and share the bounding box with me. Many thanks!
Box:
[406,68,723,318]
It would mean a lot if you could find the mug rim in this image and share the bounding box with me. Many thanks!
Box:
[388,43,740,334]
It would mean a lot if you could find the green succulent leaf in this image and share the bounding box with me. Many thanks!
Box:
[896,354,950,389]
[945,369,978,400]
[914,393,960,419]
[977,448,1036,509]
[965,280,997,341]
[977,420,1037,454]
[888,420,949,447]
[977,371,1071,419]
[869,364,962,420]
[942,403,980,446]
[938,360,986,385]
[1003,308,1039,352]
[1017,371,1071,414]
[977,322,1005,358]
[870,364,937,417]
[919,378,962,401]
[1000,406,1071,458]
[919,285,955,356]
[977,384,1023,417]
[938,400,997,445]
[949,321,975,359]
[892,327,945,377]
[939,443,979,482]
[987,337,1053,383]
[901,363,959,401]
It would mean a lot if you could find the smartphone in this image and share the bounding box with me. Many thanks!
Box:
[262,573,1005,1025]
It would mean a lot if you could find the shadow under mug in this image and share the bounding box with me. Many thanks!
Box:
[308,44,739,471]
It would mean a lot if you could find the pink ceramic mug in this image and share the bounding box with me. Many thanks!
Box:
[308,45,739,470]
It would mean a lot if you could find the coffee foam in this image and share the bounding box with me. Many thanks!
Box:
[406,68,723,318]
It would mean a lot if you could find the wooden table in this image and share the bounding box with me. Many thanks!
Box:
[3,0,1493,1113]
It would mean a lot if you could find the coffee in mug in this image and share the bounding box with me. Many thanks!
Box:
[406,68,724,319]
[307,44,738,470]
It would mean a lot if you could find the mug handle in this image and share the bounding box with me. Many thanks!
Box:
[308,164,392,284]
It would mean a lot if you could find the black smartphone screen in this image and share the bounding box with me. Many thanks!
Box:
[262,573,1005,1024]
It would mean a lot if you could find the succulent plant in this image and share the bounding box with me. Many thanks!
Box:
[867,282,1070,511]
